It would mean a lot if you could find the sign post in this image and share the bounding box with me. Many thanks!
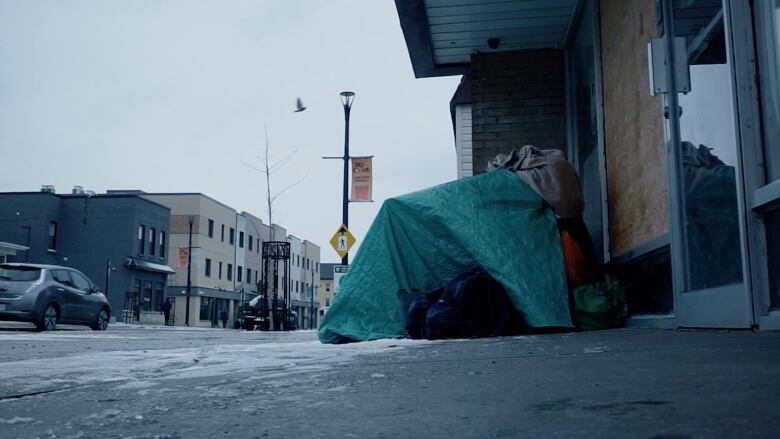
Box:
[333,265,349,294]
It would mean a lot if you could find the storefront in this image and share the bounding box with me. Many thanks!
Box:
[396,0,780,329]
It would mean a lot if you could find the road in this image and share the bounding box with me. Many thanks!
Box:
[1,324,780,438]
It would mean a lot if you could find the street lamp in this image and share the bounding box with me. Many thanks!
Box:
[185,215,194,326]
[340,91,354,265]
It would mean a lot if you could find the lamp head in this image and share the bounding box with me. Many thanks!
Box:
[340,91,355,109]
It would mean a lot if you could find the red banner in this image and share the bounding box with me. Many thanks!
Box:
[351,157,373,201]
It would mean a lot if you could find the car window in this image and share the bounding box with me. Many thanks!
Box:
[68,271,93,293]
[52,269,73,285]
[0,265,41,281]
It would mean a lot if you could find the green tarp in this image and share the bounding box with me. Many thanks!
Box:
[318,170,572,344]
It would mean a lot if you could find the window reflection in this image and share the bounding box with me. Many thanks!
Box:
[674,0,743,290]
[754,0,780,183]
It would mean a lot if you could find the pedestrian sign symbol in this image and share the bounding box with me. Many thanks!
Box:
[329,225,356,259]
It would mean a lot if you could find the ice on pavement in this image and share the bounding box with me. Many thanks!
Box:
[0,334,429,395]
[0,417,35,424]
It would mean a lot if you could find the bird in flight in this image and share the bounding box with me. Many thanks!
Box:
[294,97,307,112]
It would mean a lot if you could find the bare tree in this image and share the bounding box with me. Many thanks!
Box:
[242,128,306,240]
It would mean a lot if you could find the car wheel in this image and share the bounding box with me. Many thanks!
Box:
[37,304,58,331]
[90,307,109,331]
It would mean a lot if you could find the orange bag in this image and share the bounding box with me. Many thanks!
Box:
[561,230,598,291]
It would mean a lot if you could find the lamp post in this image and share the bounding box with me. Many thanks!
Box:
[105,258,111,297]
[310,269,315,329]
[340,91,354,266]
[185,216,193,326]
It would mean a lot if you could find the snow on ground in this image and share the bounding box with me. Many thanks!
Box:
[0,336,430,395]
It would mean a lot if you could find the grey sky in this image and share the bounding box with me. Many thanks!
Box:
[0,0,461,261]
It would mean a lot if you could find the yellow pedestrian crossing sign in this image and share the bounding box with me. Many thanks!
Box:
[330,224,356,259]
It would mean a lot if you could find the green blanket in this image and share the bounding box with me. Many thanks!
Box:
[318,170,571,343]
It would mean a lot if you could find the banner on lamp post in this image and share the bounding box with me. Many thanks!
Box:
[178,248,188,269]
[350,157,373,202]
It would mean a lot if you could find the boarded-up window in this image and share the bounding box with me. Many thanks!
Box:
[600,0,669,256]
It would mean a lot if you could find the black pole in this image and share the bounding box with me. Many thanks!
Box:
[310,269,314,329]
[185,216,193,326]
[104,258,110,298]
[342,104,350,265]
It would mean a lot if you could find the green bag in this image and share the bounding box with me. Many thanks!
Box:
[571,282,628,330]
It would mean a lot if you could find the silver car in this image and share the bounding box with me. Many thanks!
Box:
[0,263,110,331]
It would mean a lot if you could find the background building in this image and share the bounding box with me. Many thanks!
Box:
[142,193,320,328]
[318,262,337,319]
[0,186,174,323]
[287,235,320,329]
[142,193,257,327]
[0,187,322,329]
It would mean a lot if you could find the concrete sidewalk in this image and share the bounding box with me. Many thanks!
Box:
[0,328,778,438]
[280,328,780,439]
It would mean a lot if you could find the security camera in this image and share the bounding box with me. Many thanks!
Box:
[487,38,500,49]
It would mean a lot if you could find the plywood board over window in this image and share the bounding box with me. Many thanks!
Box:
[600,0,669,256]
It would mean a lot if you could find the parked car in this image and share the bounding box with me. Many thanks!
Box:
[0,263,110,331]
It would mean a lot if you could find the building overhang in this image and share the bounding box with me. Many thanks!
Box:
[0,241,29,258]
[124,257,176,274]
[395,0,581,78]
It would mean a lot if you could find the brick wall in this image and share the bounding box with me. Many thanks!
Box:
[469,49,566,174]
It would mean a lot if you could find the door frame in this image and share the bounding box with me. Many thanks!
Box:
[661,0,755,328]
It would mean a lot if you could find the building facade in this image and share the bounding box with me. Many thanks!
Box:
[0,187,174,323]
[287,235,320,329]
[319,263,336,316]
[142,193,255,327]
[142,193,320,328]
[396,0,780,330]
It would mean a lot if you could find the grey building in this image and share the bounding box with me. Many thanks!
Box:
[0,187,174,323]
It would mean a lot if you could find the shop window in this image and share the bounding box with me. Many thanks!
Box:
[159,231,166,258]
[675,0,744,290]
[766,208,780,309]
[142,280,153,312]
[200,296,212,320]
[47,221,58,252]
[138,225,145,254]
[753,0,780,183]
[153,282,164,312]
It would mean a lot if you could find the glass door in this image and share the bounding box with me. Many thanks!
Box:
[665,0,753,327]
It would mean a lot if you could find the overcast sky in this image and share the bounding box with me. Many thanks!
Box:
[0,0,461,262]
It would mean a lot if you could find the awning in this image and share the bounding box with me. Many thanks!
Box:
[124,257,176,274]
[395,0,580,78]
[0,241,29,257]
